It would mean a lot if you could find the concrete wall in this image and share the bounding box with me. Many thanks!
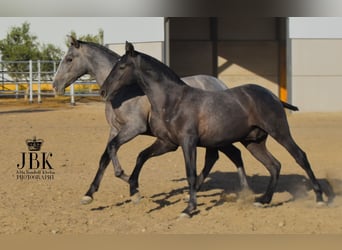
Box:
[289,39,342,112]
[168,18,213,76]
[169,17,282,96]
[217,41,279,95]
[170,41,213,76]
[216,18,280,94]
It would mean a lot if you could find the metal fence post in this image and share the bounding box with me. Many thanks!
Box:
[29,60,33,103]
[1,61,4,89]
[16,82,19,99]
[53,61,57,98]
[70,84,76,106]
[37,60,41,103]
[0,60,98,100]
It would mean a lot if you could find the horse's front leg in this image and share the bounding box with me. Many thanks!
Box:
[180,136,198,218]
[129,139,178,202]
[82,145,111,204]
[107,137,130,183]
[107,125,147,182]
[81,129,121,205]
[81,124,144,205]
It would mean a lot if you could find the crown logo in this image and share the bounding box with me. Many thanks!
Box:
[26,136,44,151]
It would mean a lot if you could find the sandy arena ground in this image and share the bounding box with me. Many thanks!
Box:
[0,98,342,235]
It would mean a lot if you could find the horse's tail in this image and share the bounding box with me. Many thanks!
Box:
[281,101,299,111]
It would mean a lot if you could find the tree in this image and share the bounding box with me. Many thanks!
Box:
[0,22,63,81]
[0,22,40,81]
[39,43,64,80]
[66,29,104,47]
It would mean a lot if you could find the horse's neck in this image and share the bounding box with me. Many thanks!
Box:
[139,74,185,110]
[86,47,118,86]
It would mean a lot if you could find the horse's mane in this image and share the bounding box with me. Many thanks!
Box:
[137,51,186,86]
[78,40,120,59]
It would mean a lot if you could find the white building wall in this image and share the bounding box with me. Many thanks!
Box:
[288,17,342,112]
[289,17,342,39]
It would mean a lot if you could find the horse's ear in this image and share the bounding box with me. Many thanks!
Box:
[68,35,80,48]
[125,41,135,56]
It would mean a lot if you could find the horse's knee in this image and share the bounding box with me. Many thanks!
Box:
[272,161,281,176]
[114,169,124,177]
[274,160,281,171]
[264,158,281,178]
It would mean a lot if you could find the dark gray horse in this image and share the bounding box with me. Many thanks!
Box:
[101,42,325,217]
[53,37,250,205]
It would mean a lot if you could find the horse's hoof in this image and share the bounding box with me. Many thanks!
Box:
[81,196,93,205]
[121,173,130,183]
[316,201,327,208]
[253,202,267,208]
[179,212,191,219]
[183,194,190,202]
[131,192,142,204]
[327,196,335,205]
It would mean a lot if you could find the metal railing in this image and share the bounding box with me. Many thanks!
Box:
[0,60,99,105]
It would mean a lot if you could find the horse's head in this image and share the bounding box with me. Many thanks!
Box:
[52,36,89,95]
[100,42,139,100]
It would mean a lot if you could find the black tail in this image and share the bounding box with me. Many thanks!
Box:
[281,101,299,111]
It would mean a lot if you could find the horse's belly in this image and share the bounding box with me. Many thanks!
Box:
[198,117,250,146]
[198,131,246,147]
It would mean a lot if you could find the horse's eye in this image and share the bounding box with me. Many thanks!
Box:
[66,57,73,63]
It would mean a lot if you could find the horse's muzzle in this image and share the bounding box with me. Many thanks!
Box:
[54,86,65,96]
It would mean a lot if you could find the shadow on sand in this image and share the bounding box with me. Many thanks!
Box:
[0,108,55,115]
[145,171,340,214]
[90,171,341,214]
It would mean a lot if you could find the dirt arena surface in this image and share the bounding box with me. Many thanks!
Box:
[1,98,342,235]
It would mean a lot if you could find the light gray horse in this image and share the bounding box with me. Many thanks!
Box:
[53,37,249,205]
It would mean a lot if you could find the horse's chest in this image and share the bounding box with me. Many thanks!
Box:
[149,111,182,142]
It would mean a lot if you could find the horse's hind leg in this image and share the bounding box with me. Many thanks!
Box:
[197,146,249,192]
[243,138,281,205]
[274,134,324,204]
[218,145,250,192]
[196,148,219,191]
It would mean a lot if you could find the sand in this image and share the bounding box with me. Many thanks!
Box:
[1,99,342,234]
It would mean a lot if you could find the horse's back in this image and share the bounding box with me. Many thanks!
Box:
[227,84,282,109]
[182,75,228,91]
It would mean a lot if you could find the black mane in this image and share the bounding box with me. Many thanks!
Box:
[137,51,186,86]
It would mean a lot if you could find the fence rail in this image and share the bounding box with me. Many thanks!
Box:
[0,60,100,105]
